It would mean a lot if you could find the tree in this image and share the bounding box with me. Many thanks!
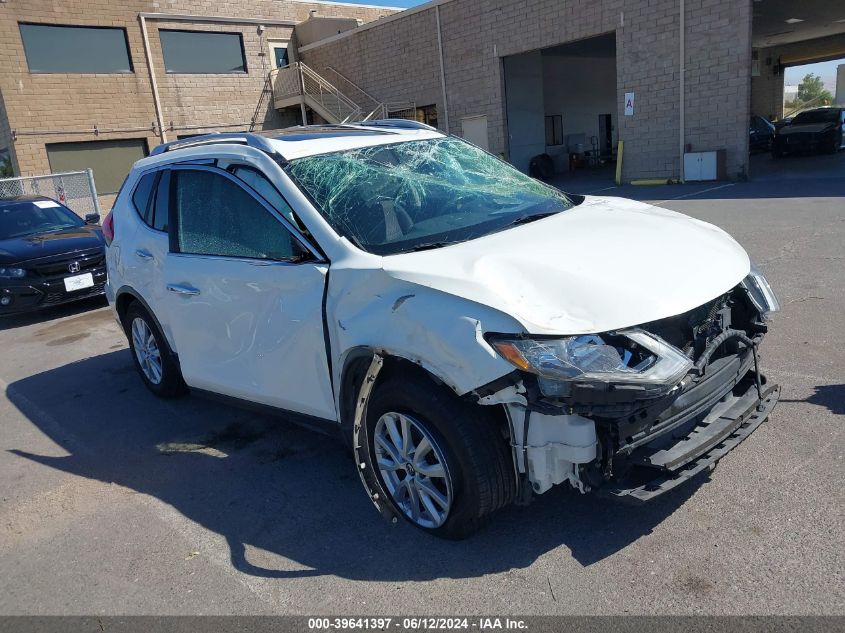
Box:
[0,153,12,178]
[796,73,833,106]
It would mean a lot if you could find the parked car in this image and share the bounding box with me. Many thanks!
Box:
[772,107,845,157]
[105,124,781,538]
[749,115,775,152]
[0,195,105,314]
[773,115,794,131]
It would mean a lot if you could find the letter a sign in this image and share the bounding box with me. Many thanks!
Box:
[624,92,635,116]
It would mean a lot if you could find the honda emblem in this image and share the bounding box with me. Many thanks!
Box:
[68,261,81,274]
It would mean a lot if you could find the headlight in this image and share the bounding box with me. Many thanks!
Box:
[488,328,693,396]
[0,267,25,279]
[742,263,779,319]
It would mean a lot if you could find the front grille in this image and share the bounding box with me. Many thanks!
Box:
[23,248,105,278]
[41,282,106,305]
[639,294,727,360]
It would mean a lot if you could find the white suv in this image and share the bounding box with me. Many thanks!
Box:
[105,122,780,538]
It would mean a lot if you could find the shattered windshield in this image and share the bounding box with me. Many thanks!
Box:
[286,137,573,255]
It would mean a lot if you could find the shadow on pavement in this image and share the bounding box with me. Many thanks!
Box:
[782,384,845,416]
[7,349,707,580]
[0,296,108,332]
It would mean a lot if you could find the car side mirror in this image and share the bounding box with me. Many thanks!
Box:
[85,213,101,225]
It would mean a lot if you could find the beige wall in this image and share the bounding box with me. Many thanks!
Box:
[0,0,396,191]
[301,8,443,121]
[302,0,753,182]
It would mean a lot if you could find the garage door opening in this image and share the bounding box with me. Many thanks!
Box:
[503,33,617,191]
[750,0,845,181]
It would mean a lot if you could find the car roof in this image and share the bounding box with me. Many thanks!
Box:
[145,121,446,165]
[0,194,56,204]
[0,195,65,210]
[267,124,444,160]
[795,106,841,114]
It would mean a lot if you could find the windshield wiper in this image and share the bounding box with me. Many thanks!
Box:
[407,241,454,252]
[507,212,558,227]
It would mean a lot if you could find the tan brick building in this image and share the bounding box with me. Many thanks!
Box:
[0,0,396,203]
[297,0,845,183]
[2,0,844,194]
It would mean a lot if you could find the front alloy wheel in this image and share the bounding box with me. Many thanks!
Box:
[374,412,453,529]
[364,376,516,539]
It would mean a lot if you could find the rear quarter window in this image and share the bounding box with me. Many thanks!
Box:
[131,172,157,224]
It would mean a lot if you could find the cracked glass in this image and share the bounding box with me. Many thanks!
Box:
[287,137,572,255]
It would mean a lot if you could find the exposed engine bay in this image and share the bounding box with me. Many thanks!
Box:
[481,278,781,502]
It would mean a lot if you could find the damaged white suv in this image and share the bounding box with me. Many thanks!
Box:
[105,122,780,538]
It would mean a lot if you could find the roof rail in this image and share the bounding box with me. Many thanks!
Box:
[359,119,437,132]
[149,132,280,157]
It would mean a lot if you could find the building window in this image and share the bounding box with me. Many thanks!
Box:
[159,30,247,74]
[45,139,148,195]
[545,115,563,146]
[269,41,289,69]
[18,23,132,74]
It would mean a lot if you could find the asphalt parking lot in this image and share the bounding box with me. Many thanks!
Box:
[1,167,843,616]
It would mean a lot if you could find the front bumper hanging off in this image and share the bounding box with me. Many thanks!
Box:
[600,379,780,502]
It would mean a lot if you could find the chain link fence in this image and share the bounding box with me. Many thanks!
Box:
[0,169,101,218]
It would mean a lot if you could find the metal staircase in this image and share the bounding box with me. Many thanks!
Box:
[272,62,365,123]
[270,62,415,124]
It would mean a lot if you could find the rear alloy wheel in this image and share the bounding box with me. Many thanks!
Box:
[124,301,187,398]
[131,317,162,385]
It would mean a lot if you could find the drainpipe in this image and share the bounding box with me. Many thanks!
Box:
[298,63,308,125]
[137,13,299,143]
[679,0,685,183]
[139,14,168,144]
[435,5,450,133]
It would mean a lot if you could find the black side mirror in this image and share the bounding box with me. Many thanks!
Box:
[85,213,101,225]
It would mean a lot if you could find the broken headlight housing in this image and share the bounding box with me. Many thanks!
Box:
[742,263,780,320]
[488,329,693,397]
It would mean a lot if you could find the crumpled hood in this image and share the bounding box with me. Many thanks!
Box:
[382,196,750,335]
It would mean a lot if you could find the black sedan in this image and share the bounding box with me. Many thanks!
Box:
[749,115,775,152]
[0,195,106,315]
[772,107,845,157]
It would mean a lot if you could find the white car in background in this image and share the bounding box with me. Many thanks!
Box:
[104,122,780,538]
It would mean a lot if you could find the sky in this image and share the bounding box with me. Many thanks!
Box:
[784,57,845,93]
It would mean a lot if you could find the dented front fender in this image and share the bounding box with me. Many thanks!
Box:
[327,266,521,398]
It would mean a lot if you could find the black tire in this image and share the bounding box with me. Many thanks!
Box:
[123,301,187,398]
[364,376,516,539]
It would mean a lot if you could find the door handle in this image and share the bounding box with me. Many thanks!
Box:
[135,249,153,260]
[166,283,200,296]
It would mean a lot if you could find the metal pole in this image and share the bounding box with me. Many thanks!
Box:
[298,63,309,125]
[86,168,102,217]
[139,15,167,144]
[435,5,450,133]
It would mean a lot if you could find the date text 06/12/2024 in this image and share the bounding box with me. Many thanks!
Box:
[307,618,529,631]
